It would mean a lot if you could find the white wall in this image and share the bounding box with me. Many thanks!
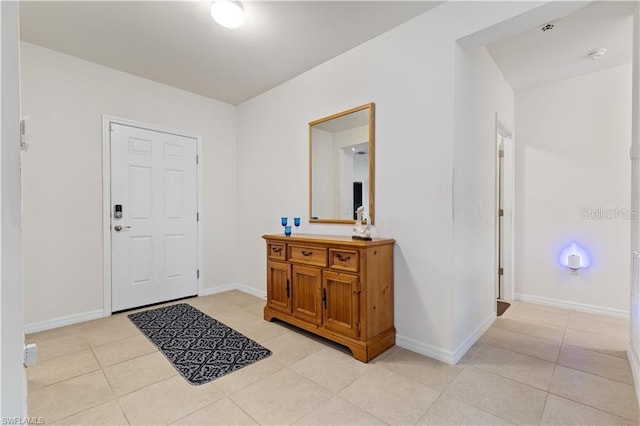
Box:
[515,64,632,314]
[452,45,515,357]
[1,1,26,416]
[20,42,237,328]
[236,1,548,362]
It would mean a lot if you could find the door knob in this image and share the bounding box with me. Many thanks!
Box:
[114,225,131,232]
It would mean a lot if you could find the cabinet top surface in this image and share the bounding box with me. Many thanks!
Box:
[263,233,395,247]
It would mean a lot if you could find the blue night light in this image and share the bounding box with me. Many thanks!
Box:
[559,242,591,270]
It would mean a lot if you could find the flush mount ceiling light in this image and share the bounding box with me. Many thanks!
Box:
[210,1,245,29]
[586,48,607,61]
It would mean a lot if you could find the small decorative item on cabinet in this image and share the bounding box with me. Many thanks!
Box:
[263,233,395,362]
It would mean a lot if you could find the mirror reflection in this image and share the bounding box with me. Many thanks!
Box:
[309,103,374,224]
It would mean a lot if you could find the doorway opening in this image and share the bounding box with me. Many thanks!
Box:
[496,117,514,315]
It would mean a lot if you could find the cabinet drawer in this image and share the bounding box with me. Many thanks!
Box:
[288,245,327,267]
[329,249,359,272]
[268,243,286,260]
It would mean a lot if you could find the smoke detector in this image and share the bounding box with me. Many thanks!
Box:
[586,48,607,61]
[540,23,555,32]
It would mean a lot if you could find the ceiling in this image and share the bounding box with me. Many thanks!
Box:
[20,1,440,105]
[486,1,636,91]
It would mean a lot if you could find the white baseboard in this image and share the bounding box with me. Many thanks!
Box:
[515,293,629,318]
[24,309,105,334]
[200,283,266,300]
[452,312,496,364]
[398,312,495,366]
[396,334,456,365]
[628,342,640,406]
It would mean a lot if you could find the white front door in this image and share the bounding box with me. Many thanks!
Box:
[110,123,198,312]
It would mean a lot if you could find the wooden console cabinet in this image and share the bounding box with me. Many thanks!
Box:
[263,234,395,362]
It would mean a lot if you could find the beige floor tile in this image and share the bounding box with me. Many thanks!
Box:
[92,334,157,368]
[290,348,371,392]
[294,395,385,425]
[230,368,332,425]
[53,400,128,425]
[458,340,485,365]
[241,304,269,322]
[213,355,285,395]
[541,394,637,425]
[208,306,262,329]
[444,366,547,424]
[566,315,629,339]
[563,328,628,359]
[27,349,100,390]
[261,329,328,365]
[25,333,90,362]
[103,351,177,396]
[380,348,463,392]
[470,344,555,390]
[228,292,264,308]
[493,316,565,342]
[119,375,224,425]
[484,327,561,363]
[28,371,114,422]
[81,316,140,347]
[513,302,573,316]
[339,366,439,425]
[558,345,634,385]
[190,296,241,317]
[172,397,257,425]
[417,394,511,425]
[549,365,639,422]
[570,310,629,326]
[511,305,570,328]
[232,319,291,343]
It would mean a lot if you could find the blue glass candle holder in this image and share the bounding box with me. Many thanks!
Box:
[293,217,300,234]
[284,225,292,236]
[281,217,288,227]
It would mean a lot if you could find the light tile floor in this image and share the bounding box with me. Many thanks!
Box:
[26,292,639,425]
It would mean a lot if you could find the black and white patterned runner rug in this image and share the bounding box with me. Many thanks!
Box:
[128,303,272,385]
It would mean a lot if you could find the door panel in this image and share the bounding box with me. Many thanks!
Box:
[292,265,322,325]
[267,261,291,314]
[111,123,197,312]
[322,271,360,338]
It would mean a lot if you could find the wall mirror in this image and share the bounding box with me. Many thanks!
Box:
[309,102,375,224]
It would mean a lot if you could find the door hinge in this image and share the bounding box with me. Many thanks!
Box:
[197,269,200,279]
[196,212,199,222]
[20,117,29,151]
[499,150,504,158]
[109,123,115,132]
[196,155,199,165]
[499,209,504,217]
[498,267,504,275]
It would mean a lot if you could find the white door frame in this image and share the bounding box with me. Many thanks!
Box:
[495,114,515,301]
[101,115,204,315]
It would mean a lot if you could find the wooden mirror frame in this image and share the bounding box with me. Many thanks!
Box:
[308,102,375,225]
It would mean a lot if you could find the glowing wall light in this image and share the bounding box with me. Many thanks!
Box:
[559,242,591,271]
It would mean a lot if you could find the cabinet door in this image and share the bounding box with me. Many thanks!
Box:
[322,271,360,338]
[267,260,291,314]
[292,265,322,325]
